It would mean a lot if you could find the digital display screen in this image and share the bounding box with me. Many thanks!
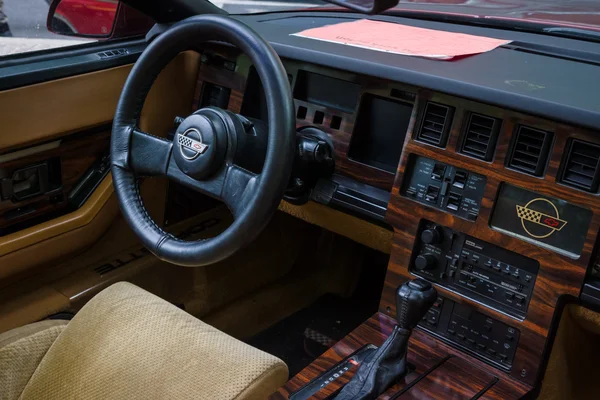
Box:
[348,94,414,173]
[490,184,592,258]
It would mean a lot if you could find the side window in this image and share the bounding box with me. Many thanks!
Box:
[0,0,154,58]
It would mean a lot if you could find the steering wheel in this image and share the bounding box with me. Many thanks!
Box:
[110,15,295,267]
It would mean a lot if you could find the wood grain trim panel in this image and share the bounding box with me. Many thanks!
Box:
[381,89,600,386]
[0,175,114,258]
[272,313,530,399]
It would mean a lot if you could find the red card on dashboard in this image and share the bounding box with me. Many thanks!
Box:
[292,19,511,60]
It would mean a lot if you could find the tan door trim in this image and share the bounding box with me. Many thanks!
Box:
[0,175,114,258]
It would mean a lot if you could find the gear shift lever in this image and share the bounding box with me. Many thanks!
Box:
[396,279,438,330]
[335,279,437,400]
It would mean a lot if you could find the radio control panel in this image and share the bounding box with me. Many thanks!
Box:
[410,220,540,319]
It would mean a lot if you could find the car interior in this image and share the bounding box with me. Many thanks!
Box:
[1,0,600,399]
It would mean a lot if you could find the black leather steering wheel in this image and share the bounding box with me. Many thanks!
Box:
[111,15,295,266]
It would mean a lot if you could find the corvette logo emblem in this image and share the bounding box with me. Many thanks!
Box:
[178,129,208,160]
[516,198,567,239]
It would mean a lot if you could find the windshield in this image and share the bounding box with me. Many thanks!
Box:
[216,0,600,33]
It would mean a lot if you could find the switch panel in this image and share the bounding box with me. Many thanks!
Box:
[419,296,520,371]
[410,220,539,319]
[401,155,486,221]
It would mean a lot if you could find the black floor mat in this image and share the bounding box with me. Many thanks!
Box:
[246,294,368,376]
[247,250,388,376]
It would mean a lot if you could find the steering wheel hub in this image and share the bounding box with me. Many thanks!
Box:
[173,110,229,180]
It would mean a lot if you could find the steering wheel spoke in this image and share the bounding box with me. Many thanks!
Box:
[129,129,173,176]
[221,165,258,218]
[166,157,258,218]
[165,156,226,199]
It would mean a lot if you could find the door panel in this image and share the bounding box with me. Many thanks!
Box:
[0,51,201,285]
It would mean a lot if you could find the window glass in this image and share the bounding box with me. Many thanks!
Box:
[0,0,152,58]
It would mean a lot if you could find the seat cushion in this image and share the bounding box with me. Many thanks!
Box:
[0,319,68,400]
[19,282,288,400]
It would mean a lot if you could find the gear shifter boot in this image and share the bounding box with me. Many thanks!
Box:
[334,279,437,400]
[333,325,411,400]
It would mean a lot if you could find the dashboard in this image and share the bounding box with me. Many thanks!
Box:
[191,11,600,391]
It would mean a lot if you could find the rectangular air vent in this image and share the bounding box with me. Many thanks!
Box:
[459,113,501,161]
[560,139,600,193]
[415,102,454,147]
[507,126,553,177]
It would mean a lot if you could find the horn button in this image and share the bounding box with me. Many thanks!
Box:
[173,111,228,180]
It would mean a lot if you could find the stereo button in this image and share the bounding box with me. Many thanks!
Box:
[421,226,443,244]
[516,296,525,305]
[415,254,437,271]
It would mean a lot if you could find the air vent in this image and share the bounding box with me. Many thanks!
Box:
[416,102,454,147]
[459,113,501,161]
[507,126,553,177]
[560,139,600,193]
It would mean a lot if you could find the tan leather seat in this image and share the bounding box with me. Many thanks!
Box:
[0,282,288,400]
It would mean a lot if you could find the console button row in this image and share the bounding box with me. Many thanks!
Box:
[419,296,520,371]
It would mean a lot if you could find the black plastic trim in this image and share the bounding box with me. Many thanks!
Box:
[581,280,600,310]
[235,12,600,132]
[268,42,600,132]
[0,39,146,91]
[311,174,391,223]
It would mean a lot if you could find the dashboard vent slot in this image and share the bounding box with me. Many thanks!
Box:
[507,125,553,177]
[416,102,454,147]
[560,139,600,193]
[459,113,500,161]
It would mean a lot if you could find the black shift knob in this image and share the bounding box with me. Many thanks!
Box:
[395,279,437,330]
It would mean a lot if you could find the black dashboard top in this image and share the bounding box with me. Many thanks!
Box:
[235,12,600,131]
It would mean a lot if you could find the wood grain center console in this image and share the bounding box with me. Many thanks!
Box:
[270,313,529,400]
